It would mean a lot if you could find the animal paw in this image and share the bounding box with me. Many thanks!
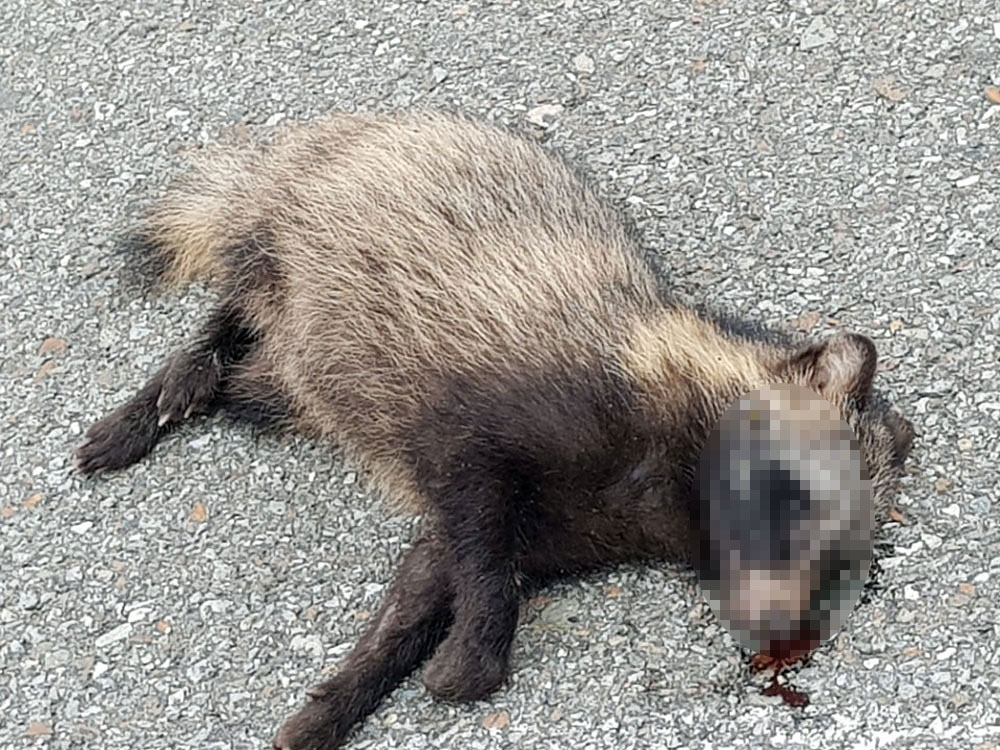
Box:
[421,632,507,702]
[75,391,161,475]
[273,690,355,750]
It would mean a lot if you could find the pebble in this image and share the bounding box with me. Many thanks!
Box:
[44,649,71,668]
[800,17,836,50]
[572,53,595,74]
[538,598,581,626]
[95,623,132,649]
[526,104,564,127]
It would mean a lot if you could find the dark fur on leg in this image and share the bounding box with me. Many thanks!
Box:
[76,303,257,474]
[418,463,523,702]
[156,304,257,424]
[274,534,454,750]
[75,366,173,475]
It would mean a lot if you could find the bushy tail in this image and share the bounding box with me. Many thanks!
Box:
[140,146,259,288]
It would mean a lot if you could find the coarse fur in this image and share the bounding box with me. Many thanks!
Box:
[76,110,914,750]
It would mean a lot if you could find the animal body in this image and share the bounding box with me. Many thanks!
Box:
[75,110,914,749]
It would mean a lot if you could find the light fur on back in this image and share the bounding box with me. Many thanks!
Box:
[139,110,904,517]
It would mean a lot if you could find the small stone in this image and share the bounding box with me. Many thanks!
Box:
[156,620,171,634]
[177,20,197,31]
[343,471,357,485]
[39,337,68,355]
[889,319,904,333]
[24,493,43,510]
[538,598,580,626]
[936,646,956,661]
[605,585,623,598]
[903,647,923,659]
[934,477,953,493]
[95,622,132,649]
[290,633,324,660]
[93,661,109,678]
[790,311,822,332]
[70,520,93,534]
[958,438,973,451]
[26,722,53,737]
[526,104,564,128]
[44,649,71,668]
[189,502,208,523]
[432,67,449,84]
[800,17,835,50]
[921,532,942,549]
[482,710,511,730]
[549,706,565,722]
[958,583,976,597]
[950,692,970,710]
[955,175,980,188]
[986,86,1000,105]
[874,75,907,102]
[33,360,57,383]
[20,590,40,610]
[948,593,971,608]
[925,63,946,78]
[265,112,285,127]
[572,53,595,75]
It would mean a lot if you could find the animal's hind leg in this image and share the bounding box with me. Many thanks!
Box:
[155,304,256,424]
[274,532,454,750]
[76,303,256,475]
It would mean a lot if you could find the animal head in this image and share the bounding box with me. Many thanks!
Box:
[693,333,914,659]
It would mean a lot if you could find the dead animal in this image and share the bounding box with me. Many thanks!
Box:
[75,109,914,749]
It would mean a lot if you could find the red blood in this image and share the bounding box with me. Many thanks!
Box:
[762,680,810,708]
[749,651,814,708]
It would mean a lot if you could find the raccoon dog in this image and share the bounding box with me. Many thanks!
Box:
[75,110,914,749]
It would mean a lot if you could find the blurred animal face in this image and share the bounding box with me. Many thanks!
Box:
[696,383,873,659]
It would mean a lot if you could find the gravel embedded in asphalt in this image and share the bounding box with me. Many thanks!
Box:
[2,1,999,748]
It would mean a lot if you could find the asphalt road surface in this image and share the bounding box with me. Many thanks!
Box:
[2,1,999,749]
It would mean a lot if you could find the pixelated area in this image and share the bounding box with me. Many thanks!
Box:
[696,384,873,658]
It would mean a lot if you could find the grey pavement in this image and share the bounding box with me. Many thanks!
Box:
[2,1,999,749]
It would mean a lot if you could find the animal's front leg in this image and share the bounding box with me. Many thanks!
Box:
[274,532,453,750]
[419,472,522,703]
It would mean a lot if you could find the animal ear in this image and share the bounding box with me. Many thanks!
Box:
[787,332,877,404]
